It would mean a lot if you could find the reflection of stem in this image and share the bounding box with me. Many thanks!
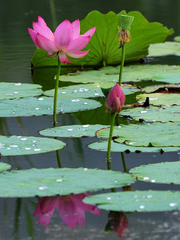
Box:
[106,113,116,170]
[53,58,61,124]
[119,42,125,86]
[13,198,22,240]
[24,202,35,240]
[121,152,128,173]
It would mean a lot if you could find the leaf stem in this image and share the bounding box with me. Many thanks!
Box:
[106,112,116,170]
[121,152,128,173]
[119,42,125,86]
[53,58,61,124]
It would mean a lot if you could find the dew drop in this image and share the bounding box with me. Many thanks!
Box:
[141,111,147,113]
[62,91,66,94]
[6,147,11,150]
[6,93,13,96]
[94,93,99,96]
[169,203,177,207]
[83,125,89,127]
[84,102,88,105]
[21,138,27,141]
[147,195,153,199]
[139,205,145,209]
[149,98,158,100]
[39,186,48,190]
[15,83,21,86]
[35,108,39,110]
[25,147,31,150]
[83,168,88,171]
[67,128,73,131]
[14,92,18,94]
[10,145,18,148]
[71,99,80,102]
[38,97,44,101]
[34,148,41,152]
[107,197,111,200]
[56,179,63,182]
[143,177,149,180]
[129,142,137,145]
[151,179,156,183]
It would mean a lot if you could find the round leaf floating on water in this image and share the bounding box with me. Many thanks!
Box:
[0,168,134,197]
[148,41,180,57]
[44,83,104,99]
[83,190,180,212]
[0,136,65,156]
[0,96,101,117]
[88,141,180,153]
[130,161,180,184]
[121,105,180,122]
[97,122,180,147]
[0,162,11,172]
[40,124,109,138]
[0,82,43,100]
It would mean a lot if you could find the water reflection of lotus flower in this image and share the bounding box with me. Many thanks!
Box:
[105,211,128,238]
[33,193,101,227]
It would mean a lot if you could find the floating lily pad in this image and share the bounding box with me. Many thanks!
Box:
[137,93,180,106]
[152,73,180,84]
[32,11,172,67]
[130,161,180,184]
[0,136,65,156]
[175,36,180,42]
[0,82,43,100]
[44,84,104,98]
[40,124,109,138]
[148,41,180,57]
[0,163,11,172]
[0,168,134,197]
[88,141,180,153]
[59,65,180,84]
[142,84,180,93]
[121,106,180,122]
[84,190,180,212]
[0,96,101,117]
[97,122,180,147]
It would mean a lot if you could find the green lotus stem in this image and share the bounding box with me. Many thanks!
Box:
[56,149,62,168]
[106,112,116,169]
[121,152,128,173]
[53,58,61,124]
[119,42,125,86]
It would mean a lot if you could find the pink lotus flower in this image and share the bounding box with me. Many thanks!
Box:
[28,16,96,63]
[105,84,125,113]
[33,193,100,227]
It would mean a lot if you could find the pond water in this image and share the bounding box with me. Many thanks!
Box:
[0,0,180,239]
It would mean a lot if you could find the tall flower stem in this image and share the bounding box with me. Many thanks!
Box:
[53,58,61,124]
[119,42,125,86]
[106,112,116,170]
[121,152,128,173]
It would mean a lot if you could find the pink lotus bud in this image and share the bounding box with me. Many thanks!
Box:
[105,84,125,113]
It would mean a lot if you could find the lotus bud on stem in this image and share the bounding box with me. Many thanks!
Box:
[105,84,125,166]
[118,14,134,86]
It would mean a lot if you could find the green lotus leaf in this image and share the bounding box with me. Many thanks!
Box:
[0,96,101,117]
[97,122,180,147]
[0,136,65,156]
[152,73,180,84]
[0,163,11,172]
[130,161,180,184]
[84,190,180,212]
[59,64,180,84]
[0,168,134,197]
[88,141,179,153]
[0,82,43,100]
[175,36,180,42]
[31,11,172,67]
[137,93,180,106]
[40,124,109,138]
[148,41,180,57]
[121,106,180,122]
[142,84,180,93]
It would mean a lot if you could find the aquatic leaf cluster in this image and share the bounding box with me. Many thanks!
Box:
[0,10,180,213]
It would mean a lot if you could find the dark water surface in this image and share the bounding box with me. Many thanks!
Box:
[0,0,180,239]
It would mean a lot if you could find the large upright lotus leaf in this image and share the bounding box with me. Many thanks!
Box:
[31,11,172,67]
[121,105,180,122]
[0,168,134,197]
[0,163,11,171]
[40,124,109,138]
[137,93,180,106]
[84,190,180,212]
[0,96,101,117]
[97,122,180,147]
[0,136,65,156]
[44,84,104,98]
[148,41,180,57]
[130,161,180,184]
[0,82,43,100]
[88,141,180,153]
[59,65,180,84]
